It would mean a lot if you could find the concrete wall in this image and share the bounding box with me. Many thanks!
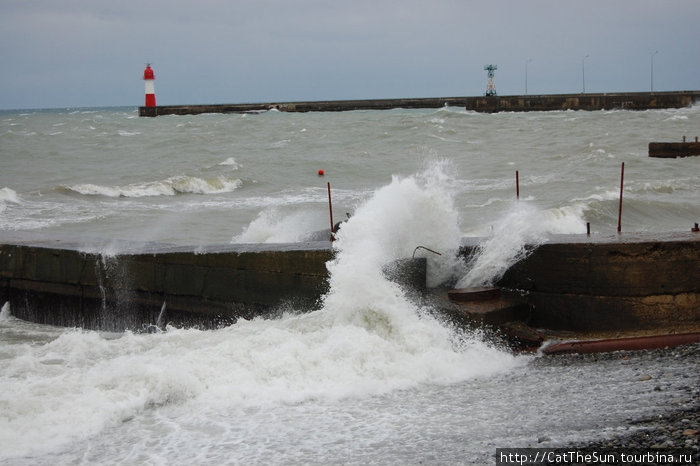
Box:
[493,232,700,332]
[0,242,333,330]
[1,232,698,333]
[649,141,700,158]
[140,91,700,116]
[466,91,700,113]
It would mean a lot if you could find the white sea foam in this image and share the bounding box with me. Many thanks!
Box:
[0,302,10,320]
[327,160,465,289]
[0,187,20,215]
[456,201,586,288]
[218,157,239,167]
[232,209,326,243]
[0,317,522,460]
[0,187,19,203]
[0,162,523,460]
[117,129,141,136]
[67,175,242,198]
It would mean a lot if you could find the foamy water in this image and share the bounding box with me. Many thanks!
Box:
[1,105,699,463]
[67,174,242,198]
[1,306,696,465]
[1,166,527,463]
[2,105,699,245]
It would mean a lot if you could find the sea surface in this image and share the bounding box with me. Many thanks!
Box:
[0,105,699,464]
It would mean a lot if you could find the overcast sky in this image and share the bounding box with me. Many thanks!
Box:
[1,0,698,110]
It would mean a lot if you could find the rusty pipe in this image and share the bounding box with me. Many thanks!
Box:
[542,332,700,355]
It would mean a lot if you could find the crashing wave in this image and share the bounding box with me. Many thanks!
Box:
[66,175,242,198]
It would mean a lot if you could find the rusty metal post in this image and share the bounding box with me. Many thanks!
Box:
[617,162,624,233]
[327,182,335,242]
[515,170,520,200]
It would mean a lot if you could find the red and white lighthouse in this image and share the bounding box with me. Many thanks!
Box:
[143,64,156,107]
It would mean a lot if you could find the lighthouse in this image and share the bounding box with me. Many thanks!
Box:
[143,64,156,107]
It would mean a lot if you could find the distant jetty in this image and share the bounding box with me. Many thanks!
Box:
[139,90,700,117]
[649,137,700,158]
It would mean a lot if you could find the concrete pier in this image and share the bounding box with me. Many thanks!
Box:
[649,140,700,158]
[1,232,698,334]
[0,238,333,330]
[139,91,700,116]
[494,232,700,333]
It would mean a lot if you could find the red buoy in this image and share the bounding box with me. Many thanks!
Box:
[318,169,324,176]
[143,64,156,107]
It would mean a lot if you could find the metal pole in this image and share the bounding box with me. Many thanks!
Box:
[516,170,520,200]
[525,59,532,95]
[327,182,335,241]
[651,50,658,92]
[582,55,589,93]
[617,162,624,233]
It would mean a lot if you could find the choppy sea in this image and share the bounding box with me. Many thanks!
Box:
[1,105,698,464]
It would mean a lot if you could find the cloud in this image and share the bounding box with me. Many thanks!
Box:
[0,0,698,109]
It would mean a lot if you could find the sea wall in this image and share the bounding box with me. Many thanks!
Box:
[1,232,698,332]
[139,91,700,116]
[649,140,700,158]
[0,242,333,330]
[494,232,700,332]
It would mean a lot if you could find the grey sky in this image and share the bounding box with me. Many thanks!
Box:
[1,0,698,109]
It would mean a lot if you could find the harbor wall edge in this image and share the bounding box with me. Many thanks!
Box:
[1,232,699,332]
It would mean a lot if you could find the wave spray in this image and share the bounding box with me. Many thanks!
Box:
[0,162,526,462]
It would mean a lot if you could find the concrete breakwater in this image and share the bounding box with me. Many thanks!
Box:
[649,139,700,158]
[495,232,699,333]
[1,232,698,334]
[139,90,700,116]
[0,239,333,330]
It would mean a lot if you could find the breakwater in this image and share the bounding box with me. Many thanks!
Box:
[495,232,700,332]
[649,139,700,158]
[0,239,333,330]
[1,232,698,334]
[139,90,700,116]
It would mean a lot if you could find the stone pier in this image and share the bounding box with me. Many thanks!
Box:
[1,231,698,334]
[139,91,700,116]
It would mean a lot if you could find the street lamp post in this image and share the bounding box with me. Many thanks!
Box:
[651,50,659,92]
[525,58,533,95]
[582,55,589,93]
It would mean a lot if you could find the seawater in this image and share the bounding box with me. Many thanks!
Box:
[2,106,699,244]
[0,106,699,464]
